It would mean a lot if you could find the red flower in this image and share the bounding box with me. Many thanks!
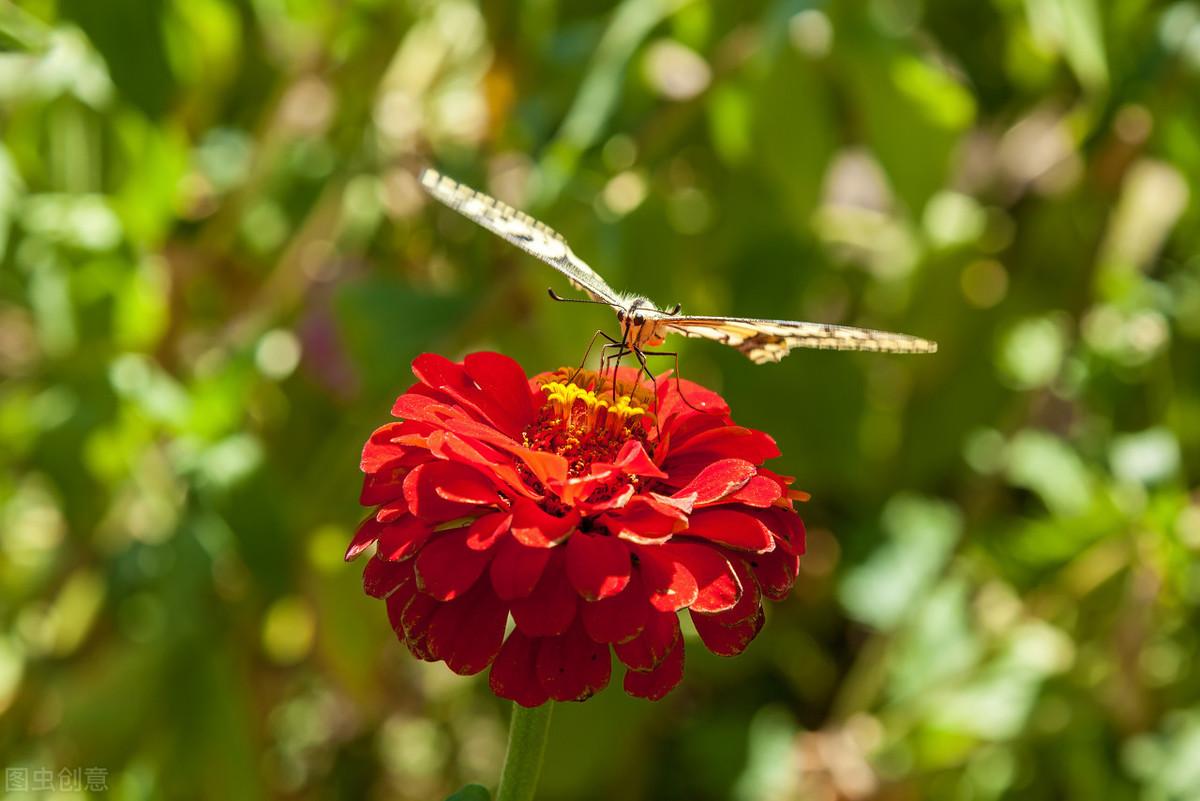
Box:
[348,352,807,706]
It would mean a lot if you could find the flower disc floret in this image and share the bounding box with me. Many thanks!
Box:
[524,379,649,476]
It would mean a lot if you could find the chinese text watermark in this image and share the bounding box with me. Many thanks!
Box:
[5,767,108,793]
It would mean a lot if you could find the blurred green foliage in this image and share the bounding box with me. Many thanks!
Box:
[2,0,1199,799]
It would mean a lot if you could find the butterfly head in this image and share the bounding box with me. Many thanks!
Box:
[617,297,677,350]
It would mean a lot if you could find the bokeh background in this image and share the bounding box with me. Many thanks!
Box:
[2,0,1199,799]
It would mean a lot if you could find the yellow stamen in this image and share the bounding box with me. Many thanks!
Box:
[539,381,647,429]
[525,377,654,478]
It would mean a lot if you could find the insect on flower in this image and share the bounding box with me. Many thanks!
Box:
[419,168,938,386]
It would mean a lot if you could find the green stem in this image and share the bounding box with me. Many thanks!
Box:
[495,702,554,801]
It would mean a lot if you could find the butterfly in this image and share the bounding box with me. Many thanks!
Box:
[418,168,937,367]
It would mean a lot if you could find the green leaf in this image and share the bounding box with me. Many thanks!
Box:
[446,784,492,801]
[839,495,962,631]
[836,17,975,213]
[750,46,837,224]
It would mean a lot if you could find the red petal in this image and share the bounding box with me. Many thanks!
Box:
[511,498,578,547]
[510,550,577,637]
[490,630,550,708]
[425,582,509,675]
[489,536,554,600]
[510,447,569,493]
[463,352,537,437]
[657,541,741,613]
[363,556,414,599]
[565,533,632,601]
[411,352,531,438]
[647,455,717,491]
[647,492,695,516]
[580,573,650,644]
[664,426,780,465]
[751,541,800,601]
[432,431,538,500]
[375,498,408,523]
[710,556,761,626]
[691,606,765,657]
[669,458,756,506]
[390,390,445,421]
[388,590,438,661]
[436,474,501,506]
[634,547,699,612]
[361,421,432,473]
[655,373,729,424]
[346,515,384,561]
[623,635,684,700]
[428,413,568,493]
[427,428,507,467]
[745,509,804,600]
[754,467,798,508]
[573,482,636,514]
[601,495,688,544]
[420,404,521,449]
[375,516,433,561]
[755,507,807,552]
[722,475,783,507]
[415,526,494,601]
[614,610,680,671]
[683,509,776,553]
[466,512,511,550]
[559,441,664,507]
[535,622,612,702]
[608,440,669,478]
[662,409,727,452]
[404,461,496,522]
[360,468,408,506]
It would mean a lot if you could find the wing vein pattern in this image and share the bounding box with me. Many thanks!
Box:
[419,168,619,304]
[664,316,938,363]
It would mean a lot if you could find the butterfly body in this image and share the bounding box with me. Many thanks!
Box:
[418,168,938,365]
[615,297,672,351]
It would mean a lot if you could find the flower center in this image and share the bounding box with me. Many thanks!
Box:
[523,375,651,477]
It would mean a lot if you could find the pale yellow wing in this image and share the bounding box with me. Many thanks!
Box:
[663,316,938,364]
[419,168,621,304]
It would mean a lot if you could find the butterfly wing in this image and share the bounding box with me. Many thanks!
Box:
[662,316,938,364]
[419,168,621,304]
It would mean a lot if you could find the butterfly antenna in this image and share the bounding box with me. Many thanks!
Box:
[547,288,619,309]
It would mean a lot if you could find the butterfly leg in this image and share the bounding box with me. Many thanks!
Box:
[631,348,667,440]
[632,348,656,398]
[571,329,621,383]
[640,350,718,415]
[602,346,631,403]
[598,343,626,383]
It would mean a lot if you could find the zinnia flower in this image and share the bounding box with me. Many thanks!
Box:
[347,352,806,706]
